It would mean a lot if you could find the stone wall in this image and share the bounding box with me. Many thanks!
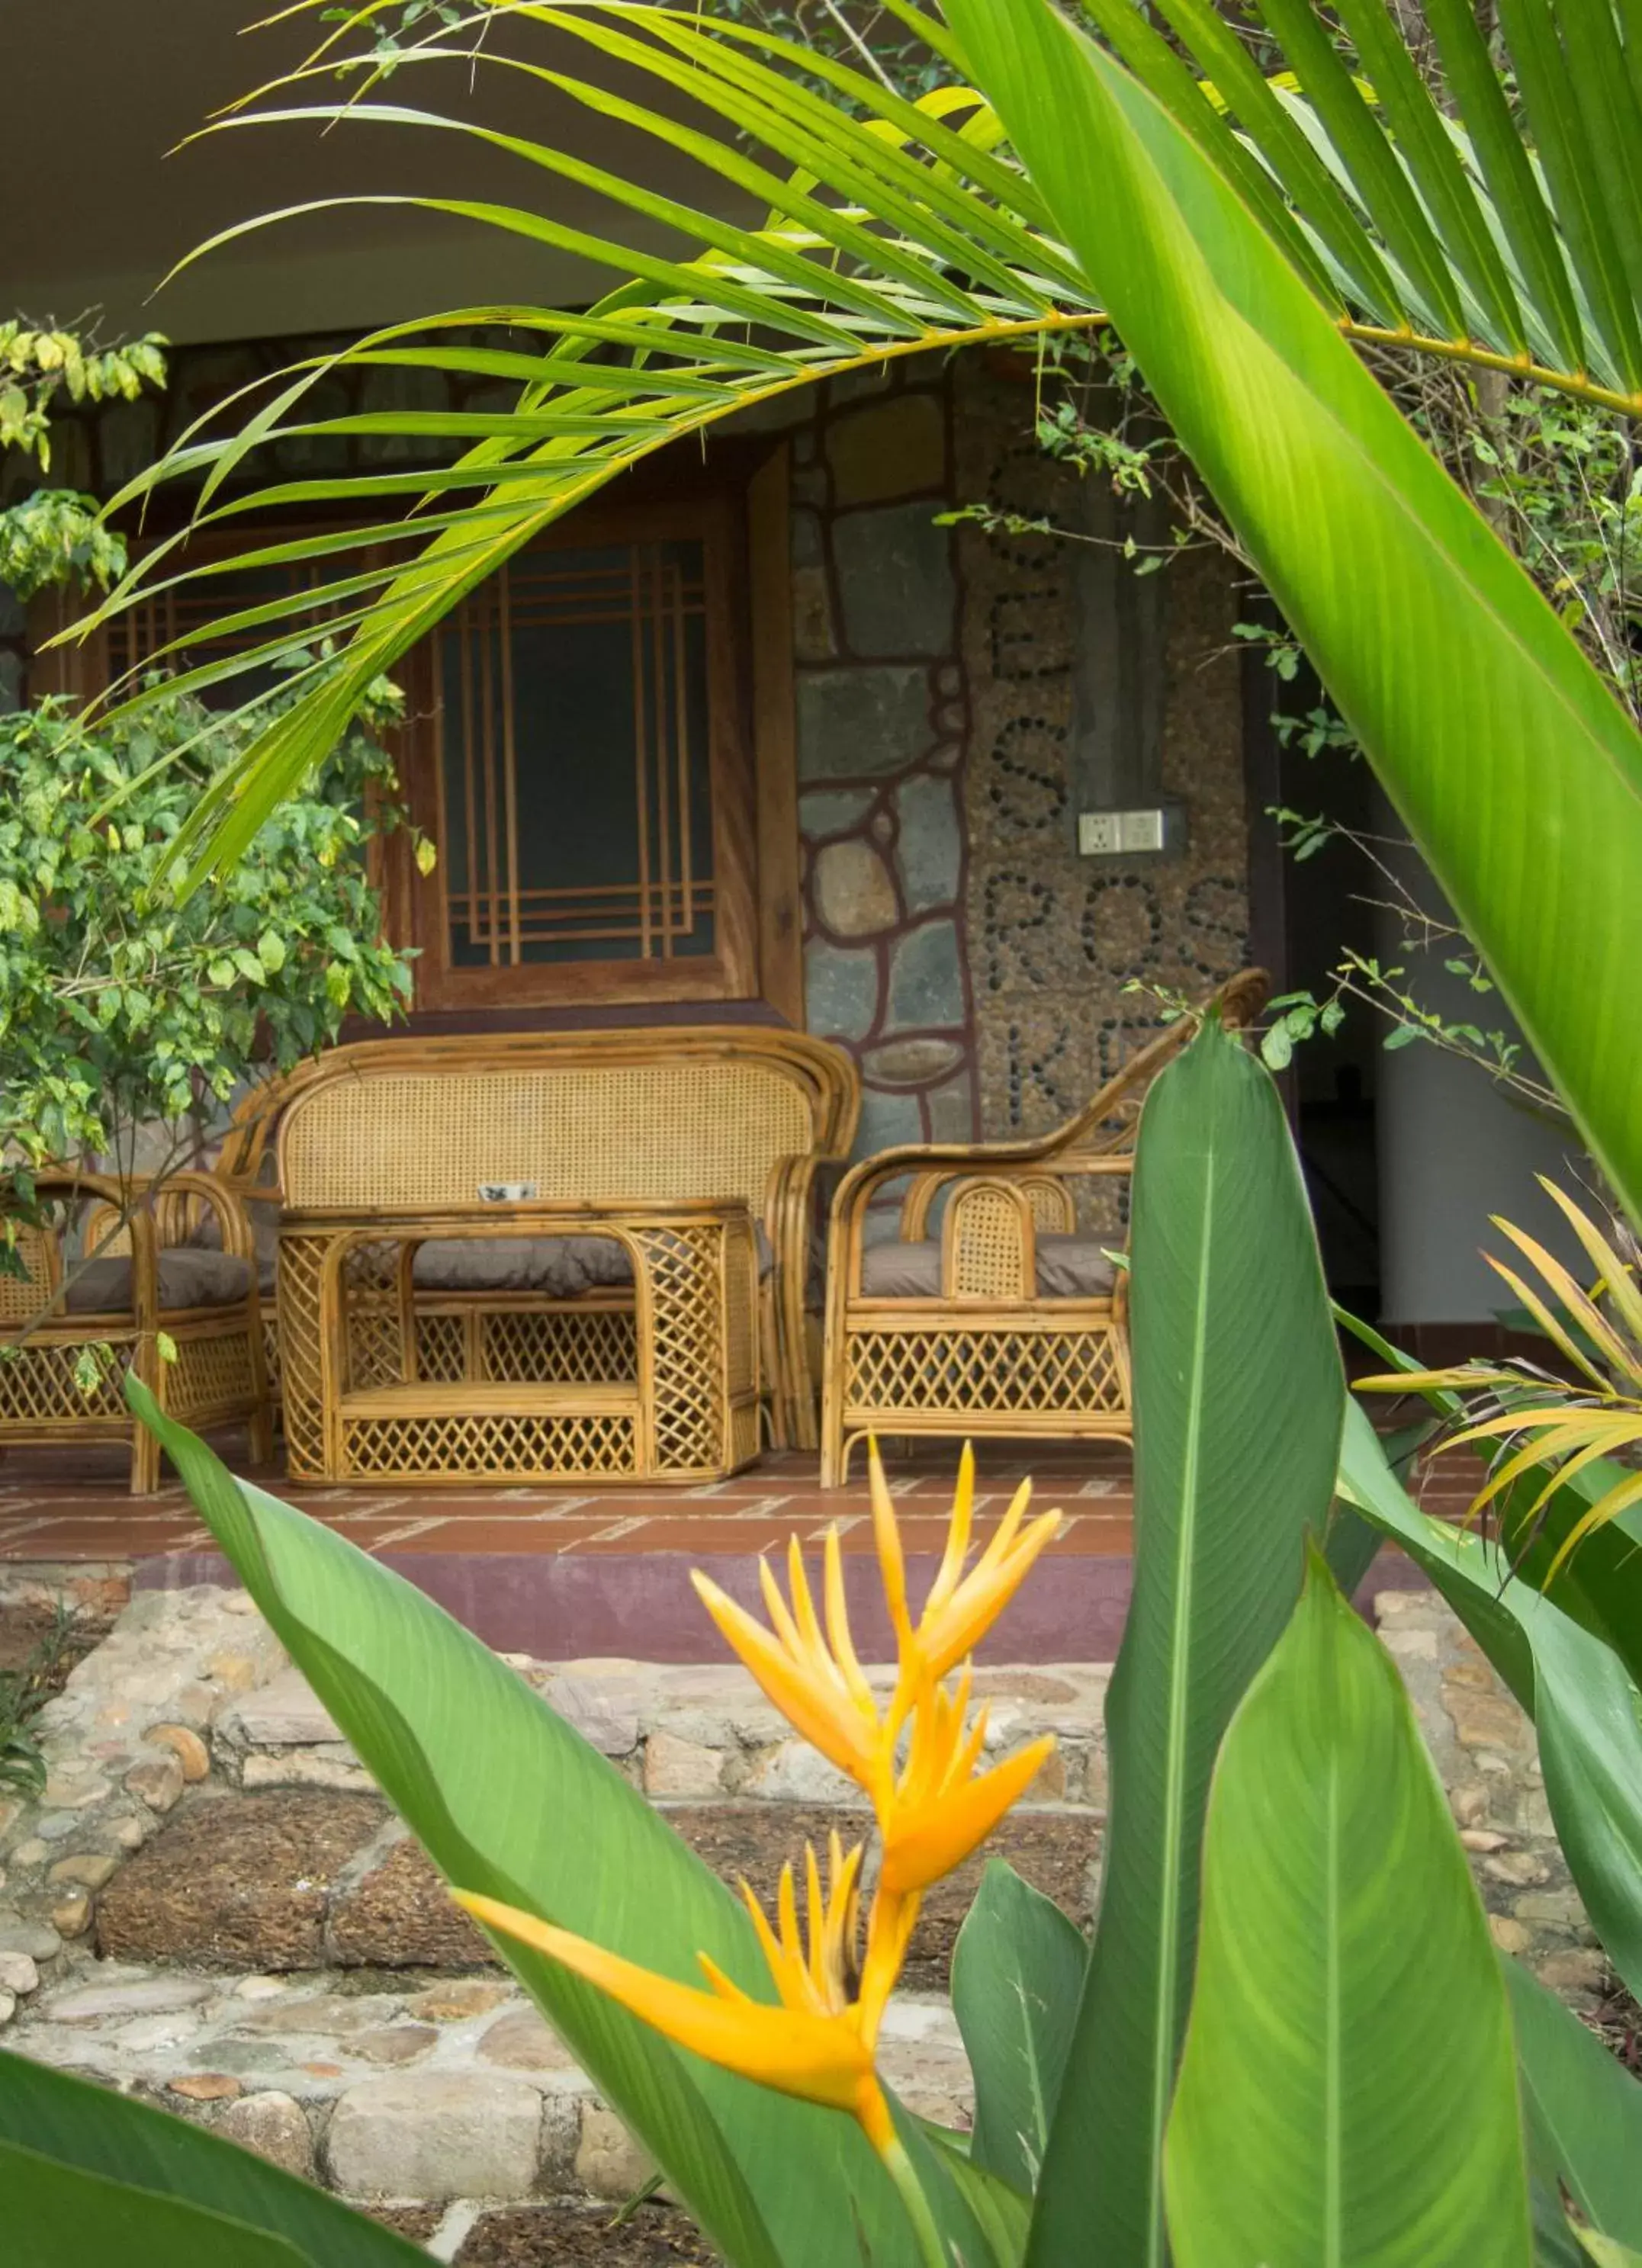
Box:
[954,359,1252,1165]
[782,362,979,1161]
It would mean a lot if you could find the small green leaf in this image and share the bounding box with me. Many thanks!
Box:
[953,1861,1086,2193]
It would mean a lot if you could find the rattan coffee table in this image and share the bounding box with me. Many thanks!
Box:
[276,1199,760,1486]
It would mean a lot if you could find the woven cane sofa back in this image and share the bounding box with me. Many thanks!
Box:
[281,1059,818,1213]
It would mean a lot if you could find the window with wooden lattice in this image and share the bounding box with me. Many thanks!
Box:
[43,448,802,1024]
[399,492,759,1010]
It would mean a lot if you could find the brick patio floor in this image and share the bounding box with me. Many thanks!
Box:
[0,1424,1470,1660]
[0,1436,1142,1563]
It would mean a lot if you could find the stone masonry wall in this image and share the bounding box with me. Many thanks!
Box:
[783,360,979,1163]
[954,358,1252,1176]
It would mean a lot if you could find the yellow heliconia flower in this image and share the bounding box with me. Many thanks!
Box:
[868,1439,1062,1698]
[452,1453,1057,2268]
[879,1666,1057,1897]
[455,1834,912,2154]
[689,1440,1062,1808]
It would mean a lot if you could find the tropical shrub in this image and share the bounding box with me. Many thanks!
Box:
[0,311,415,1296]
[0,671,413,1185]
[0,319,165,602]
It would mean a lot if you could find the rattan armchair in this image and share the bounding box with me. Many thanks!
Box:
[0,1170,272,1494]
[819,972,1270,1484]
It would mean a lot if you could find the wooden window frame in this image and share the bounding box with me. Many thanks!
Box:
[29,438,805,1029]
[397,489,758,1013]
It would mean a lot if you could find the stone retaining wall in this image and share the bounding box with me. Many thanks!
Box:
[0,1580,1611,2223]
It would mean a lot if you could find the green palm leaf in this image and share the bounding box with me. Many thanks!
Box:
[943,0,1642,1227]
[66,0,1642,1220]
[79,0,1642,892]
[69,2,1107,888]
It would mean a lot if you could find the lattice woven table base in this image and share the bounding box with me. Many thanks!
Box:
[411,1306,638,1386]
[340,1409,639,1480]
[845,1325,1127,1417]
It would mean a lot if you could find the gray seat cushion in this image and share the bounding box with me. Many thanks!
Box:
[860,1232,1119,1300]
[66,1249,255,1314]
[411,1226,775,1299]
[187,1202,279,1298]
[412,1235,638,1299]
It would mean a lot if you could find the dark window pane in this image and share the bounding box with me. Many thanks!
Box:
[439,535,716,970]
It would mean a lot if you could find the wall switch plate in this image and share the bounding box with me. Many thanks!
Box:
[1078,805,1181,857]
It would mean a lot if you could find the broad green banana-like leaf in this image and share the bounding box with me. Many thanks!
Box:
[1505,1955,1642,2257]
[1576,2237,1642,2266]
[1524,1606,1642,2003]
[1338,1402,1642,2003]
[1163,1552,1532,2266]
[1027,1020,1345,2265]
[129,1383,1001,2268]
[950,1859,1086,2194]
[921,2131,1033,2268]
[943,0,1642,1229]
[0,2056,424,2266]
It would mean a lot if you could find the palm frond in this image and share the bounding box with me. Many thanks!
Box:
[1359,1185,1642,1574]
[69,0,1642,898]
[1078,0,1642,413]
[69,0,1111,885]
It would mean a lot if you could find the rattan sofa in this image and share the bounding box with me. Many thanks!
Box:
[0,1171,272,1494]
[818,972,1270,1484]
[221,1027,860,1461]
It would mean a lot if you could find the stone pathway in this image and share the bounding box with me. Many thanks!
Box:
[0,1578,1611,2249]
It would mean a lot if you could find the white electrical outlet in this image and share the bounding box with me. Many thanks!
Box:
[1078,807,1168,856]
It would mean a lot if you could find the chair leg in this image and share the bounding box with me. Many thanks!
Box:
[773,1264,815,1452]
[819,1357,845,1489]
[130,1411,162,1496]
[759,1295,788,1452]
[244,1307,274,1467]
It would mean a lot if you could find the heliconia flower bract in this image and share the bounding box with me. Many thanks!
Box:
[452,1444,1056,2193]
[456,1833,909,2151]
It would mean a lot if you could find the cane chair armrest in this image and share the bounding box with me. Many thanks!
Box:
[156,1171,259,1262]
[834,1134,1062,1226]
[21,1173,163,1325]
